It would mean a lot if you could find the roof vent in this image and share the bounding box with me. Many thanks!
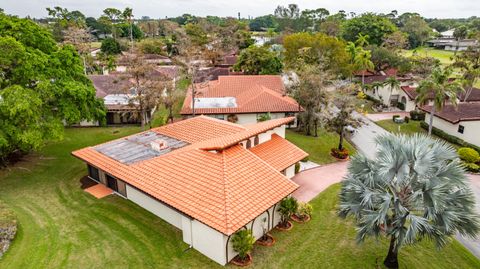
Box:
[150,139,169,151]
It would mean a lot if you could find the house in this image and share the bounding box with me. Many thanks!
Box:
[72,116,307,265]
[181,75,302,126]
[420,102,480,147]
[115,53,172,73]
[426,38,478,51]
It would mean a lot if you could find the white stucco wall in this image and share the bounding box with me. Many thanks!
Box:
[285,164,296,178]
[204,113,298,127]
[425,114,480,147]
[236,113,258,125]
[125,185,183,229]
[191,220,227,265]
[397,91,416,112]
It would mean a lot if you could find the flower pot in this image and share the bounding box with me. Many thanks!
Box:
[276,220,293,231]
[290,214,311,223]
[256,233,276,246]
[231,253,252,267]
[330,153,350,162]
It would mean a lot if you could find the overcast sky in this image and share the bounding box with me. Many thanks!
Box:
[3,0,479,19]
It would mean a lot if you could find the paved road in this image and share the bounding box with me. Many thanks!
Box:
[456,174,480,258]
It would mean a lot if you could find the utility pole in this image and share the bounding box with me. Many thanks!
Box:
[238,12,240,20]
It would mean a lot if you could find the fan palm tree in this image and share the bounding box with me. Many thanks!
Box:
[383,77,401,105]
[415,66,463,135]
[339,134,480,269]
[354,49,374,86]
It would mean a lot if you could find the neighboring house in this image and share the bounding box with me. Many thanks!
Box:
[426,38,478,51]
[361,69,416,110]
[72,116,307,265]
[115,53,172,72]
[181,75,302,126]
[420,103,480,147]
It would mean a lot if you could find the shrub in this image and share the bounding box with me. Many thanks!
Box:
[410,110,426,121]
[231,229,255,260]
[396,102,405,110]
[101,38,122,55]
[257,112,271,122]
[297,202,313,218]
[458,148,480,163]
[357,91,367,99]
[404,116,410,123]
[463,162,480,173]
[301,156,309,162]
[278,197,298,226]
[420,122,480,153]
[392,115,400,121]
[331,148,349,159]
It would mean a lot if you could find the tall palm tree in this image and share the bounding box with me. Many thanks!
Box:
[415,66,463,135]
[122,7,134,46]
[383,77,401,105]
[354,48,374,86]
[339,134,479,269]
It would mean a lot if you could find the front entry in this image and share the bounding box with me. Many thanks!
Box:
[106,174,118,192]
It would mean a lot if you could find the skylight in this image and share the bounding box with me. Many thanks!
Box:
[194,97,237,109]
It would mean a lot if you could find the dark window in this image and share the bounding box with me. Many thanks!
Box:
[88,165,100,181]
[458,125,465,134]
[254,136,259,146]
[106,174,118,192]
[246,139,252,149]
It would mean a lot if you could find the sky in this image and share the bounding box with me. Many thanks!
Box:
[2,0,480,19]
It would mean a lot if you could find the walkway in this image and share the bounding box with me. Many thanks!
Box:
[366,112,409,122]
[292,161,348,202]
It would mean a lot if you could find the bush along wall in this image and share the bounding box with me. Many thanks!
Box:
[420,122,480,153]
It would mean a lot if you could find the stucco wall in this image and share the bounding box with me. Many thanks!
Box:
[204,113,298,127]
[191,220,227,265]
[125,185,183,229]
[425,114,480,147]
[285,164,296,178]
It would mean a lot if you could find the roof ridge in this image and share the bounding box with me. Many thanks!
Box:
[220,149,230,233]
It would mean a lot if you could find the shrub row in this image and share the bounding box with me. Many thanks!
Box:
[409,110,426,121]
[420,121,480,153]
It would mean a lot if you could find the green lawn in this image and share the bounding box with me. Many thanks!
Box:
[402,47,455,66]
[286,129,356,164]
[0,128,478,268]
[376,119,426,135]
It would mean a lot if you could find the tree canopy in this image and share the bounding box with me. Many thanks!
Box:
[341,13,398,46]
[233,46,282,75]
[0,13,105,163]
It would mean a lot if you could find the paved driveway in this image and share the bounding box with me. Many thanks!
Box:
[291,161,348,202]
[349,112,389,159]
[456,174,480,258]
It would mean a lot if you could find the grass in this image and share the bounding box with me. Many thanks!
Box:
[376,119,426,136]
[402,47,455,66]
[286,129,356,164]
[0,127,478,268]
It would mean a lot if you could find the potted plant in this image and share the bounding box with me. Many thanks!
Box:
[330,148,349,160]
[277,197,298,231]
[231,229,255,266]
[227,114,238,123]
[291,202,313,223]
[256,217,275,246]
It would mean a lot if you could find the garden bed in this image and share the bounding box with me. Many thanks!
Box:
[0,203,17,259]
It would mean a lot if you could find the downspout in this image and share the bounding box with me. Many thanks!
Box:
[271,204,278,229]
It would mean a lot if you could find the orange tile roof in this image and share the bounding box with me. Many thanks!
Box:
[72,116,300,235]
[180,75,301,115]
[249,134,308,172]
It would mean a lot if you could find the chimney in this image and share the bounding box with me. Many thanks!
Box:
[150,139,169,151]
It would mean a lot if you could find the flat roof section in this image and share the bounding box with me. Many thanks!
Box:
[95,131,188,164]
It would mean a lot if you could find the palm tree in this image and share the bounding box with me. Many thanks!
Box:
[354,48,374,86]
[383,77,401,105]
[415,66,463,135]
[339,134,479,269]
[122,7,134,46]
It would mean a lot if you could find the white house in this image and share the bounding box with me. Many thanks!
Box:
[420,103,480,147]
[72,116,308,265]
[181,75,302,127]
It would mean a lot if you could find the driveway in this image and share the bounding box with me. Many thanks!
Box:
[349,112,389,159]
[366,112,409,122]
[456,174,480,258]
[291,161,348,202]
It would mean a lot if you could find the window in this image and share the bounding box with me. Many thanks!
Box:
[254,136,259,146]
[88,165,100,181]
[246,139,252,149]
[458,125,465,134]
[209,114,225,120]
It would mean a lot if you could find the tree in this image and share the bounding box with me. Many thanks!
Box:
[63,26,92,74]
[409,56,440,79]
[341,13,398,46]
[160,79,184,124]
[369,45,407,71]
[339,134,480,269]
[288,64,330,136]
[137,38,165,55]
[118,23,143,40]
[233,46,282,75]
[121,52,164,129]
[249,15,279,32]
[100,37,121,55]
[184,23,208,46]
[416,67,463,135]
[325,85,362,151]
[121,7,134,44]
[383,76,401,104]
[46,6,86,41]
[401,15,431,48]
[274,4,301,31]
[453,25,469,53]
[318,17,342,37]
[101,8,122,39]
[231,229,255,262]
[0,14,105,164]
[453,46,480,101]
[354,48,374,86]
[382,31,408,51]
[300,8,330,31]
[283,32,350,76]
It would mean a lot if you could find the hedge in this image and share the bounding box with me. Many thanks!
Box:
[420,121,480,153]
[410,110,426,121]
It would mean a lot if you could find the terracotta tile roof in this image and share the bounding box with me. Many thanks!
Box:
[401,86,417,100]
[419,103,480,124]
[250,134,308,171]
[401,86,480,102]
[181,75,301,115]
[354,70,375,76]
[72,116,299,235]
[89,75,133,98]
